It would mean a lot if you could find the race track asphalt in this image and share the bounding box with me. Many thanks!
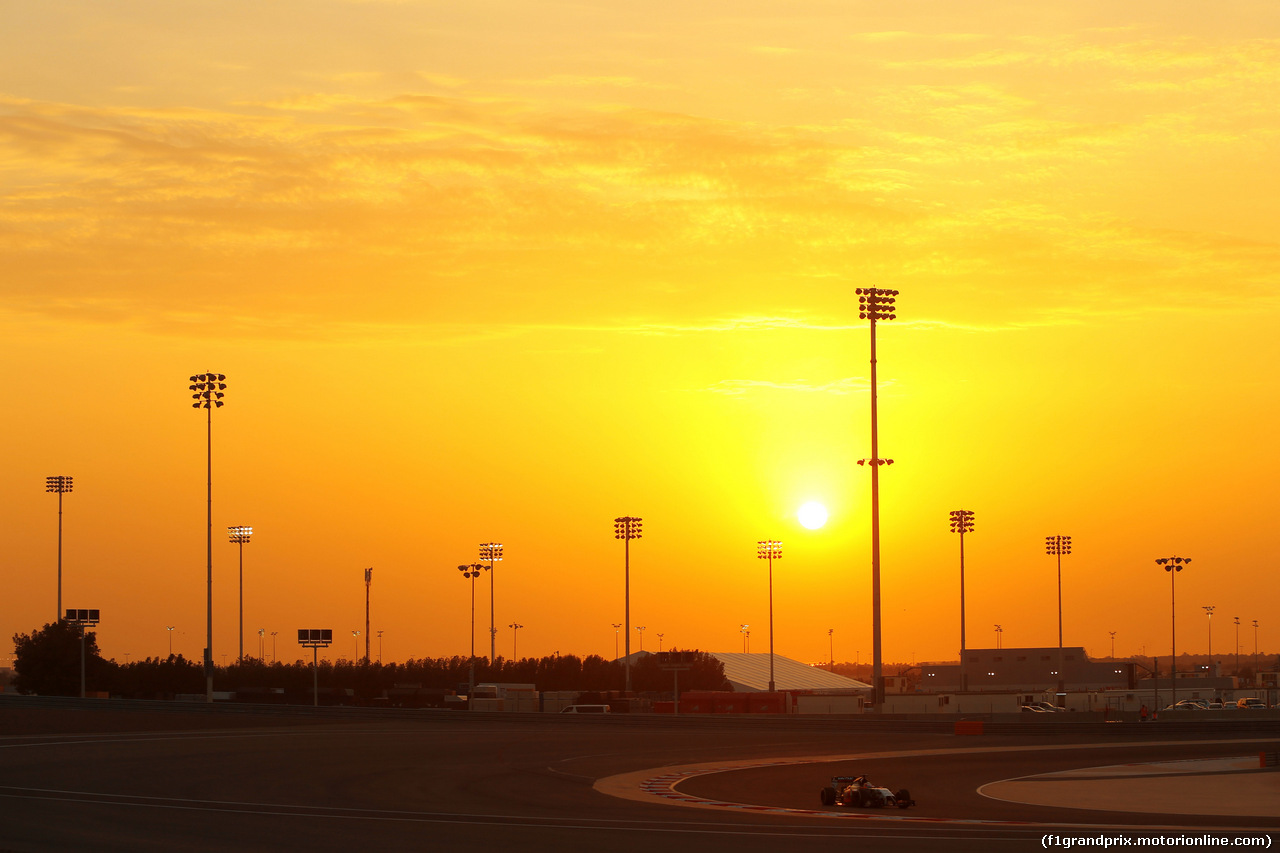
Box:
[0,700,1275,852]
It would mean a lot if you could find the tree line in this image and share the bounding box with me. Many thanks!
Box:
[10,621,729,700]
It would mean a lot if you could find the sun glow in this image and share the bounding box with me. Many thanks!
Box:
[797,501,828,530]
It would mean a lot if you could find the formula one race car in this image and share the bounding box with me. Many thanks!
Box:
[819,775,915,809]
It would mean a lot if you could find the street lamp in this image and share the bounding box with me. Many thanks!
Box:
[636,625,646,651]
[1109,631,1117,660]
[166,625,175,657]
[479,543,503,662]
[189,371,227,704]
[227,526,252,662]
[828,627,834,672]
[458,563,484,692]
[657,633,665,652]
[46,475,74,623]
[1155,556,1191,705]
[611,623,621,659]
[351,630,361,661]
[509,623,523,660]
[740,623,750,653]
[1203,606,1215,664]
[1045,535,1071,698]
[995,624,1003,649]
[949,511,975,691]
[614,516,642,692]
[258,627,265,661]
[856,285,898,711]
[377,630,384,664]
[757,539,782,692]
[270,631,277,663]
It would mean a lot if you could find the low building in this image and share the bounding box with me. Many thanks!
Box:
[919,647,1135,694]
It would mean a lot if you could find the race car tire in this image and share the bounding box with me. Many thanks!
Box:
[895,789,912,808]
[820,787,837,806]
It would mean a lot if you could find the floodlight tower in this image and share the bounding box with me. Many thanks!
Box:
[364,568,373,663]
[227,526,252,662]
[479,543,503,662]
[45,475,74,623]
[1155,556,1191,705]
[855,286,898,711]
[614,516,642,692]
[458,563,484,692]
[757,540,782,692]
[949,510,975,691]
[1045,535,1071,698]
[1203,605,1215,663]
[189,372,227,703]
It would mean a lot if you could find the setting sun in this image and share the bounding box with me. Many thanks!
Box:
[797,502,829,531]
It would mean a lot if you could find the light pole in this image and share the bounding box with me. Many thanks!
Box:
[377,630,384,664]
[949,511,974,691]
[189,372,227,703]
[995,624,1002,649]
[740,623,750,653]
[270,631,277,663]
[479,543,503,662]
[1109,631,1116,660]
[166,625,175,657]
[46,475,74,623]
[757,540,782,693]
[636,625,646,651]
[351,630,361,661]
[458,563,483,692]
[611,623,621,659]
[509,623,523,660]
[614,516,642,692]
[1253,620,1260,675]
[1155,556,1190,705]
[258,628,265,660]
[657,633,664,652]
[828,628,834,672]
[364,567,373,663]
[1203,606,1215,665]
[227,526,252,662]
[65,608,99,699]
[1045,535,1071,699]
[1234,616,1241,675]
[855,285,898,711]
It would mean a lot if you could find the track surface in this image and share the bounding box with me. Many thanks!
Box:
[0,703,1275,852]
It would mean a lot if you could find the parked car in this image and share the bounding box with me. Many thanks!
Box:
[560,704,611,714]
[1029,701,1065,712]
[1237,697,1269,710]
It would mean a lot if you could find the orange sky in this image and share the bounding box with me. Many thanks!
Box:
[3,2,1278,670]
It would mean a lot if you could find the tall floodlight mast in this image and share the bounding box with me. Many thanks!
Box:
[855,285,898,711]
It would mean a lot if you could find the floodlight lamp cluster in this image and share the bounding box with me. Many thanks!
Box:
[949,509,975,534]
[458,563,485,578]
[189,373,227,408]
[856,458,894,467]
[1156,556,1190,573]
[227,525,253,544]
[46,475,74,493]
[756,540,782,560]
[1045,535,1072,555]
[479,542,503,562]
[614,516,643,540]
[855,287,899,321]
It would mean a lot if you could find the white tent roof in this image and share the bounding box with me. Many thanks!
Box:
[708,652,872,694]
